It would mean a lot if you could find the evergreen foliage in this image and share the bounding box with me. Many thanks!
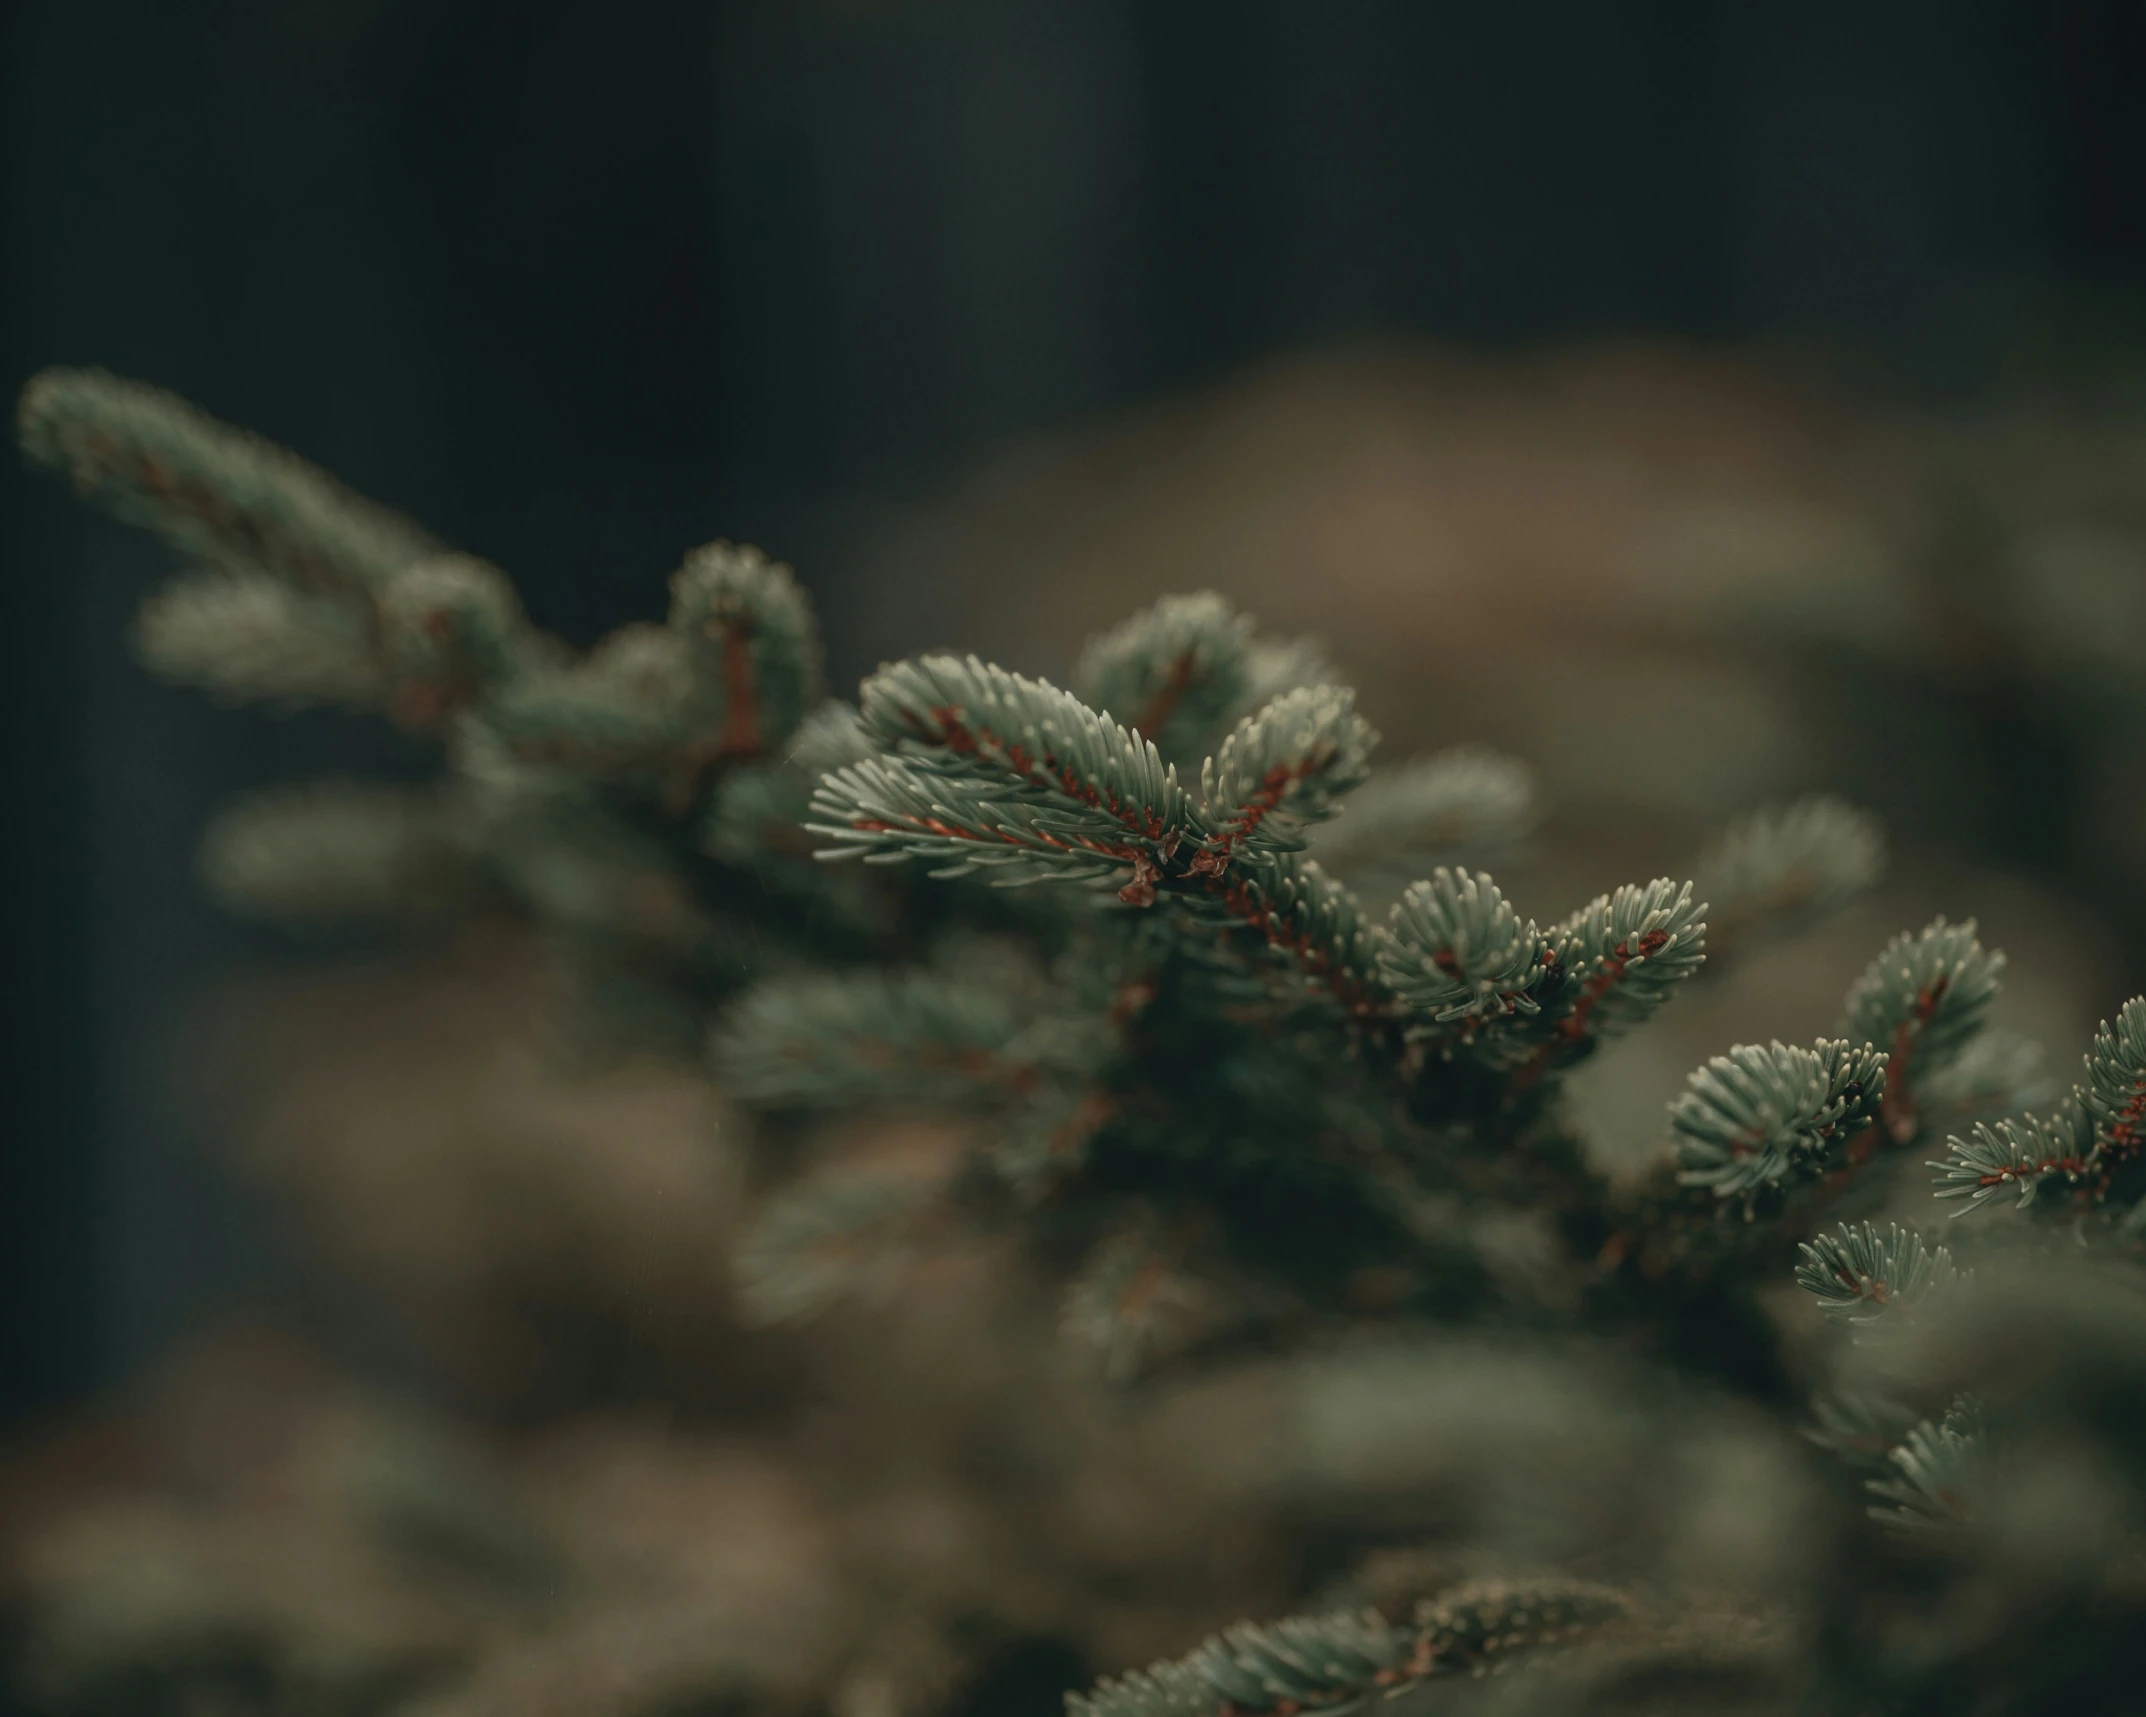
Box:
[1793,1221,1965,1330]
[24,367,2146,1716]
[1695,794,1886,965]
[1671,1040,1887,1205]
[1067,1580,1629,1717]
[1865,1397,1987,1536]
[1306,747,1537,890]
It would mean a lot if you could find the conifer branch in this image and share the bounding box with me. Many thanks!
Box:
[1929,996,2146,1217]
[702,726,896,938]
[485,628,702,776]
[478,547,821,808]
[1844,918,2005,1145]
[1866,1398,1986,1536]
[1311,748,1536,885]
[2081,996,2146,1170]
[1933,1108,2094,1213]
[1190,686,1377,870]
[1511,880,1707,1086]
[994,1084,1122,1193]
[1915,1027,2053,1127]
[1061,1213,1221,1382]
[663,541,823,779]
[196,780,475,926]
[1806,1391,1921,1473]
[808,756,1152,888]
[376,555,534,729]
[1071,592,1338,767]
[1188,853,1392,1018]
[134,569,386,709]
[1406,1578,1632,1681]
[1378,869,1548,1026]
[1794,1221,1964,1331]
[1695,794,1884,961]
[713,969,1052,1111]
[734,1165,945,1325]
[1066,1581,1629,1717]
[17,367,440,594]
[1672,1040,1887,1205]
[859,653,1195,837]
[1074,592,1260,767]
[817,656,1202,900]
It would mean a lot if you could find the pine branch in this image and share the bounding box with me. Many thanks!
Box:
[1237,637,1342,722]
[26,371,537,729]
[1694,794,1885,963]
[785,699,876,772]
[1915,1027,2054,1127]
[734,1165,944,1325]
[1074,591,1258,766]
[1186,852,1392,1019]
[1794,1221,1963,1331]
[2081,996,2146,1170]
[376,555,534,729]
[701,746,899,939]
[1866,1398,1985,1536]
[664,540,824,768]
[480,551,820,809]
[134,569,385,709]
[1932,1107,2094,1213]
[18,367,440,594]
[196,780,475,926]
[1060,1212,1222,1381]
[1378,869,1548,1026]
[858,653,1195,836]
[1068,1610,1409,1717]
[1065,1581,1629,1717]
[1928,996,2146,1218]
[1671,1039,1887,1206]
[809,755,1154,890]
[1547,879,1710,1040]
[1190,686,1377,871]
[1844,917,2005,1145]
[712,969,1050,1111]
[817,653,1394,1011]
[484,627,703,778]
[993,1083,1122,1193]
[1806,1391,1921,1473]
[817,656,1197,898]
[1071,592,1338,768]
[1310,747,1537,886]
[1408,1578,1632,1680]
[1512,880,1707,1086]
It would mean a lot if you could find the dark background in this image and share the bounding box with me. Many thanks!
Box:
[6,0,2144,1427]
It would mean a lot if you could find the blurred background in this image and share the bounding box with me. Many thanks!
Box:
[7,0,2146,1462]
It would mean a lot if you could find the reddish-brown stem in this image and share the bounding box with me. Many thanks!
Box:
[660,615,771,813]
[1130,648,1199,743]
[1205,873,1384,1018]
[1979,1151,2090,1191]
[714,615,762,757]
[2098,1077,2146,1156]
[1878,975,1949,1144]
[1511,931,1669,1093]
[1189,754,1336,875]
[910,706,1168,839]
